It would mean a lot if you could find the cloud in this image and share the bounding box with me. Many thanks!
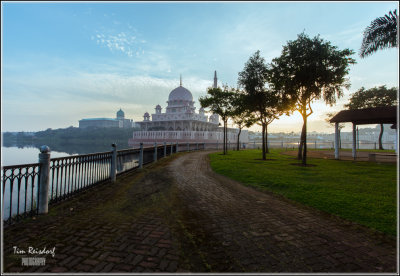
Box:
[93,30,145,58]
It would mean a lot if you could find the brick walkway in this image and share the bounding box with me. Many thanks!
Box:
[3,151,397,273]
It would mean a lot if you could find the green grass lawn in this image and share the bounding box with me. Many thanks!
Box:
[209,149,397,236]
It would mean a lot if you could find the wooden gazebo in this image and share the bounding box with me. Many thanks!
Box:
[329,106,398,159]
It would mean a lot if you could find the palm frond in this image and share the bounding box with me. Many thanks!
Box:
[360,10,398,58]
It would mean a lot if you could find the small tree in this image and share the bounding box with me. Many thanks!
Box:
[231,92,256,150]
[199,86,235,155]
[268,32,356,165]
[238,50,287,160]
[344,85,398,150]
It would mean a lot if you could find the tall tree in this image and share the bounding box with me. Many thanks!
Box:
[360,10,398,58]
[238,51,287,160]
[199,86,235,155]
[344,85,398,150]
[268,32,356,165]
[231,92,256,151]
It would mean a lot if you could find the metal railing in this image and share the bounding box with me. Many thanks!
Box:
[1,142,203,225]
[246,141,396,150]
[2,163,41,223]
[49,152,112,204]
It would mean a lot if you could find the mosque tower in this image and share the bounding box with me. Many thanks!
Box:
[210,70,220,124]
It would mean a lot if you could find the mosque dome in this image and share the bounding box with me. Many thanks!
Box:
[155,104,161,109]
[117,108,125,118]
[168,86,193,102]
[144,112,150,117]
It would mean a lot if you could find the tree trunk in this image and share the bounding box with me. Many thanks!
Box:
[225,119,228,154]
[223,120,226,154]
[379,123,384,150]
[297,122,306,159]
[261,123,266,160]
[265,123,269,154]
[237,127,242,151]
[302,114,307,166]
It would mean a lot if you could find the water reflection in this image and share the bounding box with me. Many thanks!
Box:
[4,142,131,155]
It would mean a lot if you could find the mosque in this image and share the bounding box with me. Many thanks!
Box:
[128,71,248,147]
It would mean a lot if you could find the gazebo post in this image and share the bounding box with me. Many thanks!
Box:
[352,123,357,160]
[334,122,339,159]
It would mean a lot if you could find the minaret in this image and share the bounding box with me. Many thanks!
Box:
[213,71,217,88]
[180,74,182,87]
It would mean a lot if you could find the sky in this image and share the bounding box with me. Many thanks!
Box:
[1,1,399,133]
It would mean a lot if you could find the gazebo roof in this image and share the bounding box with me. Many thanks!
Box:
[329,106,398,125]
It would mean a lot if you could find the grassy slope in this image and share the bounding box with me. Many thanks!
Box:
[209,149,397,236]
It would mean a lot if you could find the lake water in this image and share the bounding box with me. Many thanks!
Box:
[1,143,123,167]
[1,146,76,166]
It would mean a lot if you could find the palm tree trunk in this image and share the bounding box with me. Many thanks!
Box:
[379,123,384,150]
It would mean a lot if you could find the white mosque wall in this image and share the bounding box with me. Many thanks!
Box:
[129,129,249,146]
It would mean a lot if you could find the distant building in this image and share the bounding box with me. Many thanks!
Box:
[79,109,135,129]
[129,71,248,146]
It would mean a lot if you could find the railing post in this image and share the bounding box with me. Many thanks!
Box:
[171,142,174,155]
[154,142,158,162]
[110,144,117,183]
[196,143,199,151]
[38,145,51,214]
[187,142,190,152]
[164,142,167,157]
[139,143,143,169]
[176,142,178,153]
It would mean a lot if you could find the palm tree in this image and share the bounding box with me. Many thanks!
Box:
[360,9,398,58]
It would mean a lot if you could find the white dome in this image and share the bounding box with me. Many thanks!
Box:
[168,86,193,102]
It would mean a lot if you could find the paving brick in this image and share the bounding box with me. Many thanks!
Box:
[140,261,157,268]
[92,261,108,272]
[107,256,122,263]
[74,264,92,272]
[83,259,100,266]
[102,263,115,272]
[132,255,144,266]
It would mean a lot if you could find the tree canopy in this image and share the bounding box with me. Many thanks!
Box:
[199,86,235,154]
[344,85,398,109]
[238,50,287,159]
[268,32,356,164]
